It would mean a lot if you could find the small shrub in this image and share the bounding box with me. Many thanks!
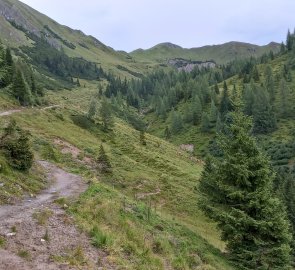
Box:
[33,209,53,225]
[0,236,6,248]
[90,226,111,248]
[17,250,30,260]
[0,120,34,171]
[97,145,112,174]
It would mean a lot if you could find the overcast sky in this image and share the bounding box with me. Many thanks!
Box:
[20,0,295,52]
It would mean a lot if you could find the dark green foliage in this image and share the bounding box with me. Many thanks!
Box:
[87,99,97,120]
[215,113,222,133]
[164,126,171,139]
[264,66,275,103]
[220,81,233,117]
[199,112,292,269]
[214,83,220,94]
[139,130,147,145]
[99,98,114,131]
[242,83,255,116]
[0,120,34,171]
[191,95,203,125]
[286,29,294,51]
[251,65,260,81]
[209,100,218,125]
[19,32,105,81]
[252,86,276,134]
[200,112,210,133]
[0,44,14,88]
[97,144,112,173]
[171,110,183,134]
[12,69,32,106]
[279,78,292,118]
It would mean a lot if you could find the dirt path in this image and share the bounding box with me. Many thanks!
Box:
[0,161,114,270]
[0,105,60,117]
[0,109,22,116]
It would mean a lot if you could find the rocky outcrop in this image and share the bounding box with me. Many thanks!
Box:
[168,58,216,72]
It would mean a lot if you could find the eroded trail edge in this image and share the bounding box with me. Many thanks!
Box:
[0,161,113,270]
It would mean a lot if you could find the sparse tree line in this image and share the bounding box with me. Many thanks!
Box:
[89,30,295,269]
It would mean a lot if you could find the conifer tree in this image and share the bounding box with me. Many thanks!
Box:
[5,47,13,67]
[139,130,147,146]
[264,66,275,103]
[242,83,255,116]
[252,86,276,134]
[251,65,260,82]
[231,84,238,103]
[201,112,210,132]
[215,113,222,133]
[99,98,114,131]
[220,81,233,117]
[280,42,286,54]
[0,120,33,171]
[171,110,183,134]
[164,126,171,139]
[192,95,202,125]
[214,83,220,94]
[279,78,292,118]
[209,100,218,125]
[287,29,293,51]
[87,99,97,120]
[199,112,292,269]
[12,69,32,106]
[97,144,112,173]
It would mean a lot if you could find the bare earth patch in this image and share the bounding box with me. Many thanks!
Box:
[54,138,94,166]
[0,161,114,270]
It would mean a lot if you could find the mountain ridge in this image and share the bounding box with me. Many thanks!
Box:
[130,40,281,64]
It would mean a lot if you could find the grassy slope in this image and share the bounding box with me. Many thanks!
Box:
[130,42,280,65]
[0,0,152,78]
[146,52,295,158]
[0,85,234,269]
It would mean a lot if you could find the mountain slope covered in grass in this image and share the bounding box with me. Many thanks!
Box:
[131,41,280,64]
[0,0,148,78]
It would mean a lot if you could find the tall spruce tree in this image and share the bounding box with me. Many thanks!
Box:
[87,99,97,120]
[171,110,183,134]
[279,78,292,118]
[99,98,114,131]
[252,86,276,134]
[201,112,210,133]
[242,83,255,116]
[220,81,233,117]
[264,66,275,103]
[209,100,218,125]
[192,95,202,125]
[97,144,112,173]
[199,112,292,269]
[12,69,32,106]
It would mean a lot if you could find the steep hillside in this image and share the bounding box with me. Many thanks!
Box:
[131,41,280,64]
[0,0,148,78]
[0,84,234,269]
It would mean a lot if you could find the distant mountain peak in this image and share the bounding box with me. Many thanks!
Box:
[152,42,183,49]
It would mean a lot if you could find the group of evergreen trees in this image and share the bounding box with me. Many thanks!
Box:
[199,112,292,269]
[17,27,106,82]
[0,41,44,106]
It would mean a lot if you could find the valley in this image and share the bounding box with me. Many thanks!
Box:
[0,0,294,269]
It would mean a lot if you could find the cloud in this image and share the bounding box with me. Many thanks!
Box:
[20,0,295,51]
